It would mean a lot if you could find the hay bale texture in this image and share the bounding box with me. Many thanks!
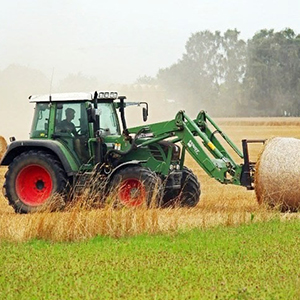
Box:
[0,136,7,161]
[255,137,300,211]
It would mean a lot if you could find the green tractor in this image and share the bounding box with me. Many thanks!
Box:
[1,91,261,213]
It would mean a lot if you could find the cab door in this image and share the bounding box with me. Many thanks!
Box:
[55,102,90,163]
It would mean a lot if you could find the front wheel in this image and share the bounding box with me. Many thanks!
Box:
[110,166,162,207]
[4,150,68,213]
[163,167,201,207]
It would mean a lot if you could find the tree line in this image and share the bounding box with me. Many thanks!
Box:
[137,28,300,117]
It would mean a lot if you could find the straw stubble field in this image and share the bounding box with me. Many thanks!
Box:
[0,119,300,242]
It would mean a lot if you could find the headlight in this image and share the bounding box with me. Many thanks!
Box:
[110,92,118,99]
[97,91,118,99]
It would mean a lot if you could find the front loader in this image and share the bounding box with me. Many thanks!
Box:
[0,91,263,213]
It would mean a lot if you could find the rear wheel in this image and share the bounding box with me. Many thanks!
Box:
[163,167,201,207]
[4,150,68,213]
[110,166,162,207]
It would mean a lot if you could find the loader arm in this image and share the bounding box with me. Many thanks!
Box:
[128,110,257,187]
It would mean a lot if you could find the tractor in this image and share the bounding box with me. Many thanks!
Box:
[1,91,262,213]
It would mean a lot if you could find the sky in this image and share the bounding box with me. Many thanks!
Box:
[0,0,299,140]
[1,0,300,84]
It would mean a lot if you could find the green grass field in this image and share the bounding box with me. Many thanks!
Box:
[0,219,299,300]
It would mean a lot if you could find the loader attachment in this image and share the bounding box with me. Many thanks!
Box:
[240,139,266,190]
[128,110,265,189]
[193,112,266,188]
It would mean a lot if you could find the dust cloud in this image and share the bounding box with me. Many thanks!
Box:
[0,65,50,140]
[0,65,181,141]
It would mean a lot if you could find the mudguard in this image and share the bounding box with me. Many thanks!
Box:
[107,160,147,182]
[0,140,80,176]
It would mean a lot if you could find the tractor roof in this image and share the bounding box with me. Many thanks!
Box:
[29,93,93,103]
[29,91,119,103]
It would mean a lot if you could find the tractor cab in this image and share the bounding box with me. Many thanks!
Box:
[29,91,148,167]
[30,92,121,136]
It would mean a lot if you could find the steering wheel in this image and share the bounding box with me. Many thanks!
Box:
[75,126,88,136]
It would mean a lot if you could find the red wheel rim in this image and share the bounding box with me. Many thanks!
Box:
[118,178,146,207]
[15,164,53,206]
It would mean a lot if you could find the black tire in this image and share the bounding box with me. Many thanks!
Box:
[110,166,162,207]
[163,167,201,207]
[4,150,68,213]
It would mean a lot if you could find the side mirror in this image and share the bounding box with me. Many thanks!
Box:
[142,107,148,122]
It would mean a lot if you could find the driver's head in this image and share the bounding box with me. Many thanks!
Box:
[65,108,75,121]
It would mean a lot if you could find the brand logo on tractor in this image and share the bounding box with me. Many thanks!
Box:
[187,140,200,155]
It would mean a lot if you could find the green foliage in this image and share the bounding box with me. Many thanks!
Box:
[0,219,299,299]
[245,28,300,116]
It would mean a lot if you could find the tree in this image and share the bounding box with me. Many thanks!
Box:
[156,30,246,116]
[244,28,300,116]
[218,29,247,116]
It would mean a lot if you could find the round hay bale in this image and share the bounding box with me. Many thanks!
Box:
[0,136,7,161]
[255,137,300,211]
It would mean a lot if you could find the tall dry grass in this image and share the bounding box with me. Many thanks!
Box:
[0,119,300,242]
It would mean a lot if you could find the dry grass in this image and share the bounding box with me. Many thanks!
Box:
[0,118,300,242]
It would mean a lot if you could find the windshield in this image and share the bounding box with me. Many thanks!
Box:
[97,103,120,135]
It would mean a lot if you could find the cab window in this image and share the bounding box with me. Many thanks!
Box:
[30,103,50,138]
[55,103,88,136]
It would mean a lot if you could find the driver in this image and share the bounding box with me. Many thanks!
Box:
[58,108,78,136]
